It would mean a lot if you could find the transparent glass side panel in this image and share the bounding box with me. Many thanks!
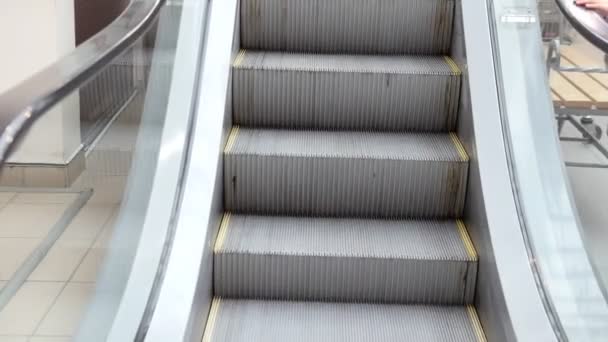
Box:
[0,1,127,95]
[490,0,608,340]
[547,7,608,295]
[0,3,184,341]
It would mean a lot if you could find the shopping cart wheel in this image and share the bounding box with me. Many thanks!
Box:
[580,116,602,141]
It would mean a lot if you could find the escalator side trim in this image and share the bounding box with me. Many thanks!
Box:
[214,213,232,252]
[201,297,222,342]
[456,219,478,260]
[444,56,462,76]
[224,126,240,153]
[449,132,470,162]
[466,305,488,342]
[233,49,246,68]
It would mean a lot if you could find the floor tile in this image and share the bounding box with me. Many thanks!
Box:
[36,283,94,336]
[0,239,40,280]
[29,241,89,282]
[71,176,126,205]
[0,193,15,205]
[29,337,71,342]
[0,336,28,342]
[93,123,138,151]
[0,204,68,238]
[12,193,77,204]
[59,205,115,243]
[0,282,64,335]
[92,211,118,249]
[71,249,106,283]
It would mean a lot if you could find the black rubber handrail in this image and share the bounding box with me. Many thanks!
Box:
[0,0,165,164]
[555,0,608,53]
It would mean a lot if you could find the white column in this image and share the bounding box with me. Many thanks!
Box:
[0,0,81,164]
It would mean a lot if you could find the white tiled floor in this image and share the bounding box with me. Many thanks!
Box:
[72,176,127,205]
[29,337,71,342]
[0,239,40,281]
[36,283,95,336]
[0,282,64,335]
[0,197,120,337]
[11,193,77,205]
[58,206,115,242]
[0,192,78,283]
[0,336,71,342]
[28,205,115,283]
[0,190,123,340]
[0,88,138,341]
[0,336,28,342]
[92,212,117,249]
[72,249,107,283]
[0,132,133,341]
[28,241,90,282]
[0,193,15,208]
[0,204,70,239]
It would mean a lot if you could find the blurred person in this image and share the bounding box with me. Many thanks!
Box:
[576,0,608,17]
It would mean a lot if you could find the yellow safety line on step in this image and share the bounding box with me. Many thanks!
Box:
[214,213,232,253]
[456,219,478,261]
[444,56,462,75]
[224,126,240,153]
[449,132,469,162]
[467,305,488,342]
[201,297,222,342]
[233,50,246,67]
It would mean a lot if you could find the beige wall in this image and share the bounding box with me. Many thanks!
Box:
[0,1,80,164]
[0,0,129,164]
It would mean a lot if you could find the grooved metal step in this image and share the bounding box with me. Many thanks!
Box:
[202,299,486,342]
[214,214,478,304]
[240,0,455,54]
[233,51,461,132]
[223,128,469,218]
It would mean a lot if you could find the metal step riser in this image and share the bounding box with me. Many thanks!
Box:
[214,254,477,304]
[240,0,455,54]
[205,299,483,342]
[224,156,468,218]
[233,70,460,132]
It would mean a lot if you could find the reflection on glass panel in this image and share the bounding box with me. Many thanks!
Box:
[546,12,608,294]
[0,2,184,341]
[491,0,608,340]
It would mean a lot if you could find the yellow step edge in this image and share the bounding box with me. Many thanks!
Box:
[224,126,240,154]
[467,305,488,342]
[456,219,478,261]
[214,213,232,253]
[449,132,469,162]
[233,49,246,68]
[201,297,222,342]
[444,56,462,76]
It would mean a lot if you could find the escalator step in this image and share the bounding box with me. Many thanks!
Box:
[202,299,486,342]
[214,214,477,305]
[224,128,469,218]
[240,0,454,54]
[233,51,461,132]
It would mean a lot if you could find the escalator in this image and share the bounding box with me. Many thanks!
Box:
[201,1,485,340]
[2,0,608,341]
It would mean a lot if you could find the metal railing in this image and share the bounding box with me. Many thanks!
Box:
[0,0,165,163]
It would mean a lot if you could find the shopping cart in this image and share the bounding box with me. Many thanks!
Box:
[547,37,608,168]
[539,0,573,43]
